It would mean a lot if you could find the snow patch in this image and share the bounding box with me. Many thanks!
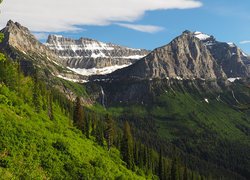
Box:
[194,31,211,40]
[227,42,235,47]
[68,64,132,76]
[53,34,63,38]
[114,55,145,59]
[56,75,88,83]
[242,52,248,57]
[175,76,183,80]
[228,77,241,82]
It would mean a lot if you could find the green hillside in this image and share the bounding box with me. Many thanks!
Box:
[103,81,250,179]
[0,83,146,179]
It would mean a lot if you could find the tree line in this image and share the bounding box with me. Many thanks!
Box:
[72,96,210,180]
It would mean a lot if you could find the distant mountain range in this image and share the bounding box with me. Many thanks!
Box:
[1,20,250,179]
[0,20,249,82]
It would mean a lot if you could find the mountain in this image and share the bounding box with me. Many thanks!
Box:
[105,30,249,81]
[0,57,147,179]
[45,35,149,76]
[1,20,250,179]
[85,30,250,179]
[0,20,86,83]
[195,31,250,77]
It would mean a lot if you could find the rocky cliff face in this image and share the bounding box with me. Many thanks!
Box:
[0,20,86,82]
[45,35,149,70]
[196,31,250,77]
[107,31,249,81]
[1,20,59,63]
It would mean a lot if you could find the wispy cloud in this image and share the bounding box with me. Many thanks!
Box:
[33,32,48,40]
[0,0,202,32]
[116,23,164,33]
[240,40,250,44]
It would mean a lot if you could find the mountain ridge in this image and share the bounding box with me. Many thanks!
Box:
[45,34,149,75]
[102,30,250,81]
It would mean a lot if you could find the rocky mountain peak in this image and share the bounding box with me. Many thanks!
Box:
[108,30,250,81]
[109,31,226,81]
[0,20,86,84]
[6,20,29,32]
[45,35,149,75]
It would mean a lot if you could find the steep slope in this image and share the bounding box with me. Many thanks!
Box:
[106,31,249,81]
[86,78,250,179]
[45,35,149,76]
[0,82,144,179]
[194,31,250,77]
[0,20,86,82]
[108,30,226,81]
[85,30,250,179]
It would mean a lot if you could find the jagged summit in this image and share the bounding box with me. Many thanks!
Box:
[0,20,86,83]
[107,30,250,81]
[109,30,226,80]
[45,34,149,75]
[6,20,29,32]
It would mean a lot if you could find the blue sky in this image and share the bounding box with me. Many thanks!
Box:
[1,0,250,54]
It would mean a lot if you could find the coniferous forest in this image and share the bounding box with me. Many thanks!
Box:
[0,0,250,179]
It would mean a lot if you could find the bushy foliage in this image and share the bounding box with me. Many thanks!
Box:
[0,61,145,179]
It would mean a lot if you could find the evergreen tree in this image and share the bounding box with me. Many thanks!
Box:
[134,142,139,166]
[95,122,104,146]
[32,72,41,113]
[163,159,170,180]
[85,113,90,139]
[143,145,148,170]
[121,121,134,169]
[171,158,179,180]
[104,114,114,151]
[183,165,188,180]
[138,143,144,169]
[73,97,85,132]
[158,148,164,180]
[47,92,54,120]
[91,113,97,137]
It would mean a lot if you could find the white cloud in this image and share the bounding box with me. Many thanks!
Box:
[0,0,202,32]
[240,40,250,44]
[33,32,48,40]
[116,23,164,33]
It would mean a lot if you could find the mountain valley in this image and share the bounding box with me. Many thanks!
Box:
[0,20,250,179]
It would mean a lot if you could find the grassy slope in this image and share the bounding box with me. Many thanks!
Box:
[0,85,145,179]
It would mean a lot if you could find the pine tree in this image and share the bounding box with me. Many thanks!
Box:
[104,114,114,151]
[47,92,54,120]
[138,143,144,168]
[32,72,41,113]
[96,122,104,146]
[183,165,188,180]
[134,142,139,166]
[143,145,148,170]
[158,148,164,180]
[73,97,84,132]
[85,114,90,138]
[163,159,170,180]
[91,113,97,137]
[121,121,134,169]
[171,158,179,180]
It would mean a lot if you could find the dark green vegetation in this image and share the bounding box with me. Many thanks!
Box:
[0,17,249,179]
[98,79,250,180]
[0,34,206,179]
[0,54,147,178]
